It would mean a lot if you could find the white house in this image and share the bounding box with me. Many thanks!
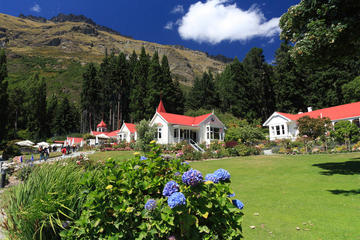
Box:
[263,101,360,141]
[149,100,226,145]
[118,122,137,142]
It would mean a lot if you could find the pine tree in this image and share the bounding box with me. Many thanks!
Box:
[129,47,150,122]
[47,94,58,136]
[144,51,163,118]
[187,72,218,111]
[81,63,101,131]
[27,74,48,140]
[273,42,308,113]
[161,55,185,114]
[0,49,8,142]
[242,48,275,121]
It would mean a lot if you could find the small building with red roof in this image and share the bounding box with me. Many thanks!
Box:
[150,100,225,145]
[118,122,137,142]
[263,102,360,140]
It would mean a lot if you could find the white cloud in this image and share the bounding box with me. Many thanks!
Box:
[30,3,41,13]
[177,0,280,44]
[268,38,275,44]
[171,5,184,14]
[164,21,174,30]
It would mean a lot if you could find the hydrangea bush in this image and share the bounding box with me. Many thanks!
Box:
[61,141,244,239]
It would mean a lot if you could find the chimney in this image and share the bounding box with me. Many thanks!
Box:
[307,107,312,112]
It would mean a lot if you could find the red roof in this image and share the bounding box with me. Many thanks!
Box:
[124,123,136,133]
[278,101,360,121]
[157,100,166,113]
[97,120,107,128]
[91,130,120,138]
[158,112,212,126]
[66,137,84,144]
[107,130,120,137]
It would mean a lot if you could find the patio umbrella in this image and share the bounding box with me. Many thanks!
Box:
[16,140,35,147]
[37,142,50,147]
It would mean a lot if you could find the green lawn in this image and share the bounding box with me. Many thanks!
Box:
[88,151,135,162]
[190,153,360,240]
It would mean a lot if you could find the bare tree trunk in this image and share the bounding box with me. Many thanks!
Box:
[89,112,92,132]
[113,105,115,131]
[117,100,121,129]
[109,107,112,130]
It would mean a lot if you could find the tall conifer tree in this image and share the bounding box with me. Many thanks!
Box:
[0,49,8,142]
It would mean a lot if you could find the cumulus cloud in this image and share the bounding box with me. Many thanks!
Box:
[30,3,41,13]
[177,0,280,44]
[164,21,174,30]
[171,5,184,14]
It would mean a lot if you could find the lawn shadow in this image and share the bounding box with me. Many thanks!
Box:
[312,160,360,175]
[328,189,360,196]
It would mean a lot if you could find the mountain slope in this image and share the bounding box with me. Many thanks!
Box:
[0,13,226,85]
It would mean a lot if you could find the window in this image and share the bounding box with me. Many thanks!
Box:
[273,124,286,136]
[276,125,280,135]
[174,129,178,138]
[158,128,162,139]
[207,126,221,140]
[271,126,275,135]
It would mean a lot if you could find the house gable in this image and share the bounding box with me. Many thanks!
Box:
[263,112,292,126]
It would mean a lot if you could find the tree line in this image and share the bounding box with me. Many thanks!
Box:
[80,47,185,132]
[186,44,360,123]
[0,49,80,143]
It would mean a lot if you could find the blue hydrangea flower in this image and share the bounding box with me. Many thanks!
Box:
[214,168,231,181]
[174,171,181,177]
[167,192,186,209]
[181,161,189,165]
[232,199,244,209]
[204,173,219,183]
[182,169,203,186]
[227,193,236,197]
[163,180,180,197]
[145,199,157,211]
[140,156,147,161]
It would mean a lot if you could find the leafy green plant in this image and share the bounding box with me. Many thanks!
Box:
[1,161,100,240]
[2,140,21,160]
[15,164,34,181]
[61,141,244,239]
[135,119,157,152]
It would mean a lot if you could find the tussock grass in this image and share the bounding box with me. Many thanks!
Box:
[1,161,101,240]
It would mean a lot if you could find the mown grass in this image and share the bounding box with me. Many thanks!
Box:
[191,153,360,240]
[88,150,135,162]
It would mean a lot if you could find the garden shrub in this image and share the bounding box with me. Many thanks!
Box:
[1,161,100,240]
[2,140,21,160]
[61,142,244,239]
[235,144,252,156]
[15,164,34,181]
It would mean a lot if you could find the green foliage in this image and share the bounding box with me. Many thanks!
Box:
[331,120,360,144]
[280,0,360,65]
[225,123,265,145]
[81,63,101,132]
[26,73,48,141]
[135,119,157,152]
[15,165,34,181]
[0,49,9,142]
[61,142,243,239]
[1,161,96,240]
[187,71,218,111]
[342,76,360,103]
[297,116,332,140]
[2,140,21,160]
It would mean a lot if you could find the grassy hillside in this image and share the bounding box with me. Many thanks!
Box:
[7,55,84,103]
[0,13,226,88]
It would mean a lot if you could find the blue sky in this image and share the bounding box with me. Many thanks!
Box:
[0,0,299,63]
